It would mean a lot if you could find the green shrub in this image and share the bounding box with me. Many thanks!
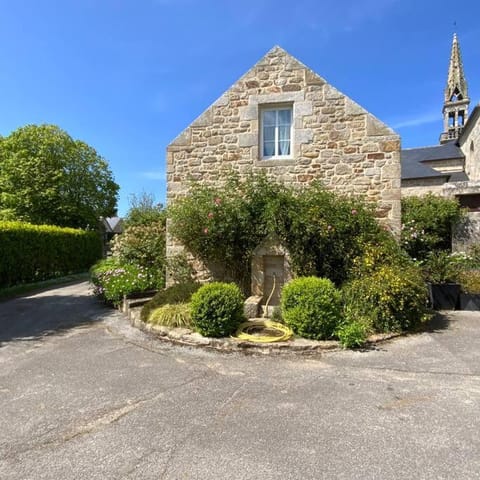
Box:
[420,251,466,284]
[169,173,280,292]
[110,220,166,288]
[336,320,369,349]
[0,221,101,287]
[148,303,192,328]
[90,259,157,305]
[169,173,386,290]
[140,282,201,322]
[342,265,428,333]
[350,234,411,278]
[280,277,342,340]
[274,183,384,286]
[457,269,480,294]
[190,282,245,337]
[401,194,464,260]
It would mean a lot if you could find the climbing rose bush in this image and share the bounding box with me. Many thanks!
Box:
[168,173,388,290]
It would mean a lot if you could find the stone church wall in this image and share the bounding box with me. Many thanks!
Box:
[461,114,480,181]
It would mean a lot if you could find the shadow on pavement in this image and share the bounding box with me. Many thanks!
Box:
[422,311,451,333]
[0,283,110,345]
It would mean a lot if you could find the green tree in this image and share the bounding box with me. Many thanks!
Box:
[401,194,464,260]
[124,192,165,227]
[0,124,119,228]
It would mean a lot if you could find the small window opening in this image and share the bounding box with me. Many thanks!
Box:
[448,113,455,127]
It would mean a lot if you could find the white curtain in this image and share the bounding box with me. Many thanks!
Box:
[278,109,291,155]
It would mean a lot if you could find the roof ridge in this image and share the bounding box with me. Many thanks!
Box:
[402,144,452,151]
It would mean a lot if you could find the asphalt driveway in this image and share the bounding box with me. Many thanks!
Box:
[1,282,479,479]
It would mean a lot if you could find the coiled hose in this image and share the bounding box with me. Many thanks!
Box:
[235,320,293,343]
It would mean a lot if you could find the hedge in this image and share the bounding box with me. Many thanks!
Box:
[0,221,102,287]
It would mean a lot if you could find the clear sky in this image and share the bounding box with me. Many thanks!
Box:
[1,0,479,216]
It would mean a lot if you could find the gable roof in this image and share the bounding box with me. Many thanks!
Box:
[101,216,123,233]
[168,46,396,147]
[401,141,464,180]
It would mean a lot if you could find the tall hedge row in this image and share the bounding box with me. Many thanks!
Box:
[0,221,102,287]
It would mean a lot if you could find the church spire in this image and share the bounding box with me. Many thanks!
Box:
[441,33,470,143]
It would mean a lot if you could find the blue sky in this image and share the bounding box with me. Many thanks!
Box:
[1,0,479,216]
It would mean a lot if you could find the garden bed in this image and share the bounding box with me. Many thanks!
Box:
[121,298,404,355]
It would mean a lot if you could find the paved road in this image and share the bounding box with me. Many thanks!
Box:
[1,282,480,480]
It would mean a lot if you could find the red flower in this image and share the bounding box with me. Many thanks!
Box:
[351,209,358,215]
[207,212,214,219]
[203,227,209,234]
[214,197,221,206]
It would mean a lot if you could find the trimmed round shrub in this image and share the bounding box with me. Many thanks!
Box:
[140,282,201,322]
[281,277,342,340]
[342,265,428,333]
[190,282,245,337]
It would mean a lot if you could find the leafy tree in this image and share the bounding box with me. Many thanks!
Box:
[109,192,166,288]
[401,194,464,260]
[124,192,165,227]
[0,124,119,228]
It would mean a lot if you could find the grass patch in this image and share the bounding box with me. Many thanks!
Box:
[148,303,192,328]
[0,272,90,302]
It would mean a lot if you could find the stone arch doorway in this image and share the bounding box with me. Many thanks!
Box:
[250,235,292,316]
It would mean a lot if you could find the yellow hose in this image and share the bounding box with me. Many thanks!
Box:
[234,320,293,343]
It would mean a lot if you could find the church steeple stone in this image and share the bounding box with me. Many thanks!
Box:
[441,33,470,143]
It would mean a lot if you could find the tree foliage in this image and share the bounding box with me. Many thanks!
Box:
[124,192,165,227]
[0,124,119,228]
[401,194,464,260]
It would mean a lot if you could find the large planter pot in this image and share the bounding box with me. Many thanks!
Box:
[428,283,461,310]
[459,293,480,311]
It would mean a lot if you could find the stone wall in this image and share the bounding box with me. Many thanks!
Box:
[166,46,401,273]
[460,110,480,181]
[401,177,446,197]
[453,212,480,252]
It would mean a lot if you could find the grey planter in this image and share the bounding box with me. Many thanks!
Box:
[428,283,461,310]
[459,293,480,311]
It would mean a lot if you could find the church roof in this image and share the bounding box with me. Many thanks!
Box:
[448,171,469,182]
[444,33,469,103]
[401,141,464,180]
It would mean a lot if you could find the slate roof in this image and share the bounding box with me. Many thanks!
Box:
[448,171,469,182]
[401,141,464,180]
[102,216,124,233]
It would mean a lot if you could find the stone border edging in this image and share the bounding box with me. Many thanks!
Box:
[122,299,403,355]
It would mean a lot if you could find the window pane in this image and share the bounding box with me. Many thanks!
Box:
[263,141,275,157]
[263,110,276,126]
[278,109,292,126]
[263,126,275,143]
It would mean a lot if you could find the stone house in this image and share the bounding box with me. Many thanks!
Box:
[166,46,402,298]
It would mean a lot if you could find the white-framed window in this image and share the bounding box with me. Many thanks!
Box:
[261,106,293,159]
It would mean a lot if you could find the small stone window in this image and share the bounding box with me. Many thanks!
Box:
[471,141,475,152]
[261,106,293,159]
